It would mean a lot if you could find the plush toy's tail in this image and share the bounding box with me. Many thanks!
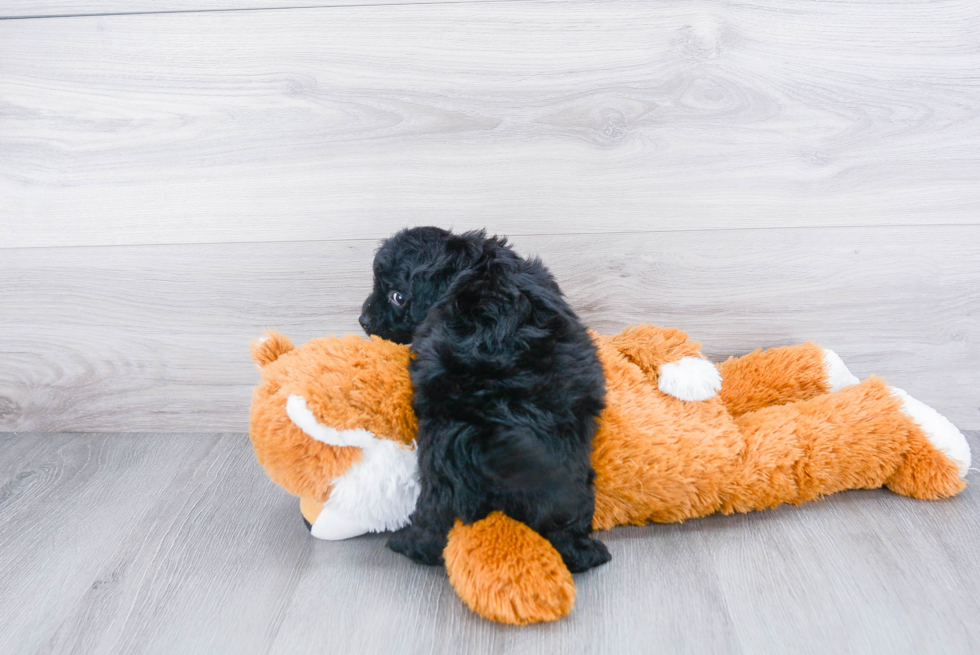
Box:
[444,512,575,625]
[251,331,295,368]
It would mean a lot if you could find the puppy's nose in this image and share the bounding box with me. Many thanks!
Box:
[359,314,371,331]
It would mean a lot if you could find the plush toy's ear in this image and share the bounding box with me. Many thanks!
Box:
[444,512,575,625]
[251,331,295,368]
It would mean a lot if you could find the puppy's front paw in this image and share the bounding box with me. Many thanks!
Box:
[387,525,447,566]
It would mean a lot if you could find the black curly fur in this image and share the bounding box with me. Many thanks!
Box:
[359,227,610,573]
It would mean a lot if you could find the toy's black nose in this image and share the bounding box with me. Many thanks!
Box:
[359,314,370,331]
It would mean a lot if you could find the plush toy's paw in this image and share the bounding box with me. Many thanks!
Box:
[822,348,860,392]
[444,513,575,625]
[299,494,374,539]
[387,525,448,566]
[890,387,971,477]
[548,534,612,573]
[311,505,373,540]
[658,357,722,401]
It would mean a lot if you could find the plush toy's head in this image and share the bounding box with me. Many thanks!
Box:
[249,331,420,539]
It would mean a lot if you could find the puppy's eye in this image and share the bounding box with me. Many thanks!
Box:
[388,291,406,307]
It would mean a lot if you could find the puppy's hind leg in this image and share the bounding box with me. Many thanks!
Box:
[515,473,610,574]
[387,481,456,566]
[535,486,611,574]
[480,425,611,573]
[496,480,610,573]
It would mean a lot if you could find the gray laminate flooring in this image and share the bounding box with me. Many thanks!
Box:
[2,432,979,654]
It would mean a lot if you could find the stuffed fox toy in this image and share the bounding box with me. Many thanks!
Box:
[249,325,971,625]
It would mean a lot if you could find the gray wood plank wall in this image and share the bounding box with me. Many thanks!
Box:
[2,0,979,431]
[0,0,520,20]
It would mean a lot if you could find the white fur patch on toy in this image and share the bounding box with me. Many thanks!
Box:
[890,387,971,478]
[287,393,421,538]
[658,357,722,402]
[286,394,381,450]
[822,348,860,392]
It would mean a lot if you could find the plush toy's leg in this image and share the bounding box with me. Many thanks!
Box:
[443,512,575,625]
[721,377,968,514]
[885,387,971,496]
[717,342,859,417]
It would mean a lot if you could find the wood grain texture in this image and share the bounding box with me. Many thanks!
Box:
[1,226,977,432]
[0,433,315,654]
[2,0,979,248]
[1,431,978,654]
[0,0,526,20]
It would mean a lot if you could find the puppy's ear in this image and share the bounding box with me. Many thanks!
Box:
[450,230,490,264]
[405,248,468,323]
[407,267,448,325]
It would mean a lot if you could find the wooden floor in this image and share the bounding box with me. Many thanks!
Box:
[2,431,979,654]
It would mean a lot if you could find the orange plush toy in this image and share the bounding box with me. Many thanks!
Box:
[249,325,970,625]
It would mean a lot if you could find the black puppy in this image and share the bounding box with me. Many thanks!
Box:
[359,227,610,573]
